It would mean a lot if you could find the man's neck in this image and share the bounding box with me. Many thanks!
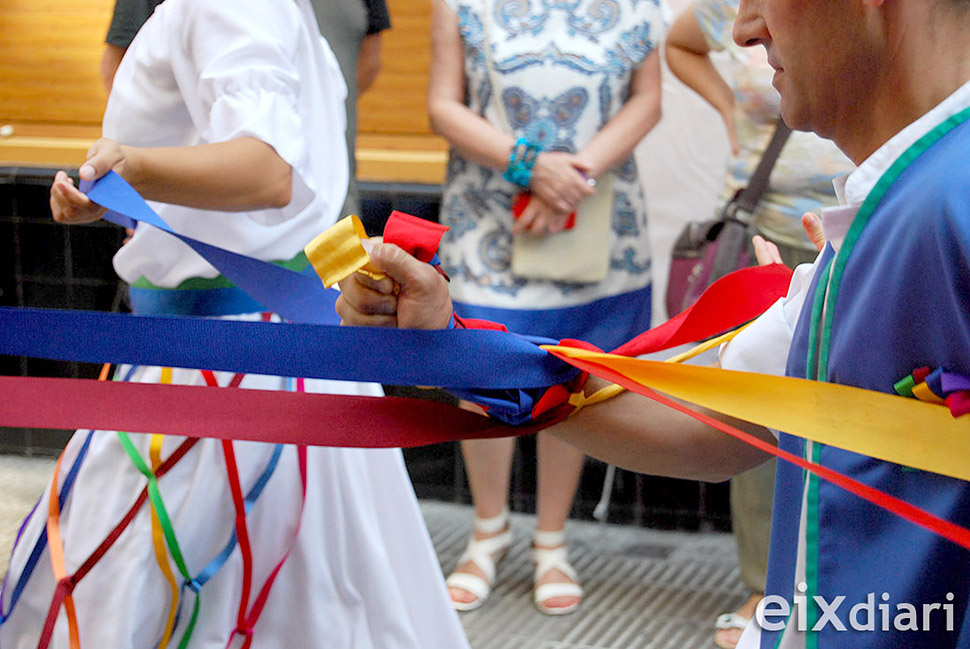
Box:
[836,4,970,164]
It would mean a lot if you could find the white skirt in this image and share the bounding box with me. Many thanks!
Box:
[0,360,470,649]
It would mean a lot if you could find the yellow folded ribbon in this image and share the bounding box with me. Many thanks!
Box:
[304,215,386,288]
[544,345,970,482]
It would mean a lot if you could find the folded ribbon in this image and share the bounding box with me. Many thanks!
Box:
[304,214,386,288]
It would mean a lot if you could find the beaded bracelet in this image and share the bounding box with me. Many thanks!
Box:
[502,137,541,188]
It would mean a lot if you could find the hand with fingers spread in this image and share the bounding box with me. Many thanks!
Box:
[336,242,453,330]
[753,211,827,267]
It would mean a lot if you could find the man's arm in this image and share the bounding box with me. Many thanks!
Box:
[358,0,390,94]
[100,44,126,94]
[101,0,165,93]
[665,7,740,154]
[548,375,774,483]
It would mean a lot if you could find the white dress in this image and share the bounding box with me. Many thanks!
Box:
[0,1,470,647]
[437,0,667,348]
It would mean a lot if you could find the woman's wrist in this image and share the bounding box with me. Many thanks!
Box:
[502,137,542,188]
[570,152,597,181]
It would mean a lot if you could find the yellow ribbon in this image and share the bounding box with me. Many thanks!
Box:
[544,345,970,482]
[304,215,386,288]
[567,326,749,413]
[150,369,178,649]
[912,381,946,404]
[568,383,625,412]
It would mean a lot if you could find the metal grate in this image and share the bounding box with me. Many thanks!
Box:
[421,500,748,649]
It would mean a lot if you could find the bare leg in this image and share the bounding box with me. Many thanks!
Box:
[533,431,585,612]
[463,436,515,519]
[447,435,516,607]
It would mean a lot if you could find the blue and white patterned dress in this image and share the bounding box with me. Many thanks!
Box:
[439,0,666,349]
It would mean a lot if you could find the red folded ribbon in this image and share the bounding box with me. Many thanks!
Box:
[512,193,577,230]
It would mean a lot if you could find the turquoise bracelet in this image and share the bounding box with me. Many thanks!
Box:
[502,137,541,188]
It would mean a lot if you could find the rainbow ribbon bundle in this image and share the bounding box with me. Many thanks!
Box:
[895,366,970,417]
[0,171,968,552]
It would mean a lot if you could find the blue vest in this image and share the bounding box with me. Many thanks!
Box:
[764,118,970,648]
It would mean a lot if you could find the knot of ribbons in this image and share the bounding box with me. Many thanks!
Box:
[301,210,598,425]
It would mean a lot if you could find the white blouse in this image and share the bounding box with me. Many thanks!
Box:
[105,0,348,288]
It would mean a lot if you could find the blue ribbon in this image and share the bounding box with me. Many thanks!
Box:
[164,444,284,647]
[0,307,573,389]
[51,172,577,390]
[83,172,340,325]
[128,285,270,318]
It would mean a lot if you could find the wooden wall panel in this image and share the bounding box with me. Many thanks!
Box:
[358,1,436,137]
[0,0,112,127]
[0,0,447,181]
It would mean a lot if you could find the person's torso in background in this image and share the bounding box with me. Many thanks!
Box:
[438,0,667,318]
[455,0,665,152]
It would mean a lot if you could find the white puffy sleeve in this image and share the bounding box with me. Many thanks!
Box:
[179,0,345,224]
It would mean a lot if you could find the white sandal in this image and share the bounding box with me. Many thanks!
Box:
[532,529,583,616]
[445,509,513,612]
[714,612,751,649]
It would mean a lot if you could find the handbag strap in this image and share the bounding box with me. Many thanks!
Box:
[728,117,791,218]
[706,118,791,285]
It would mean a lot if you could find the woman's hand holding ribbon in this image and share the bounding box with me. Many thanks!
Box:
[50,138,127,225]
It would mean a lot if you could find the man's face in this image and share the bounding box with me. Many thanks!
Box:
[732,0,882,146]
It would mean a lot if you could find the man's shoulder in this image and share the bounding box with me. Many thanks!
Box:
[900,115,970,189]
[883,118,970,235]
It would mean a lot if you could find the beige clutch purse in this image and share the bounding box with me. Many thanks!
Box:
[511,174,615,284]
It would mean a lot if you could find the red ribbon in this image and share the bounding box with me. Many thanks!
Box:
[382,210,449,263]
[548,350,970,552]
[36,439,200,649]
[0,376,562,446]
[611,263,793,356]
